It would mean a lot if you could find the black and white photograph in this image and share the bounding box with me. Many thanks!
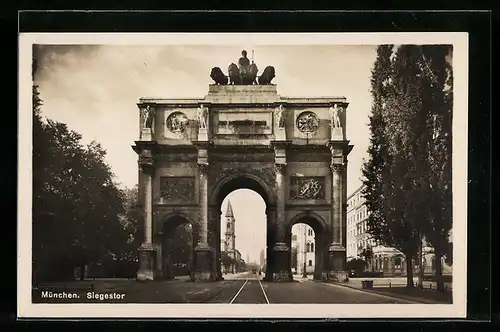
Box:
[18,33,467,319]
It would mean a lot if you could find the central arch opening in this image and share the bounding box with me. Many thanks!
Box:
[212,175,271,280]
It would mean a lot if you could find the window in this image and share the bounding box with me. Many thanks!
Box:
[308,229,313,236]
[227,222,230,229]
[311,243,314,252]
[308,260,313,266]
[306,243,311,252]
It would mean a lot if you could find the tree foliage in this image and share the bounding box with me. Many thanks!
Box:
[119,186,143,260]
[32,84,133,283]
[346,258,367,273]
[362,45,453,291]
[170,223,193,267]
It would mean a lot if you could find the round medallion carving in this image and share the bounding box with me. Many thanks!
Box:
[296,111,319,133]
[166,112,189,133]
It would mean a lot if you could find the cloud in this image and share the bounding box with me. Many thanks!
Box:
[35,44,376,194]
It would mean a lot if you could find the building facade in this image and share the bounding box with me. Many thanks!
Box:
[260,249,265,269]
[291,224,316,275]
[346,184,453,277]
[220,200,245,273]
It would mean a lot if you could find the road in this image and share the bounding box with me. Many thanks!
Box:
[34,272,416,304]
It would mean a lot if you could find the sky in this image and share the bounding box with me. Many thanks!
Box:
[35,44,377,264]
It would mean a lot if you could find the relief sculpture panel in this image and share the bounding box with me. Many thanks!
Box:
[216,111,272,135]
[160,176,196,203]
[290,176,326,200]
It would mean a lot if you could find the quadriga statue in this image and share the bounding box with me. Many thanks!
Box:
[208,50,276,86]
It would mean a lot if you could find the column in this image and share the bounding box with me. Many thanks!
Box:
[137,154,156,281]
[208,206,222,280]
[327,163,347,281]
[331,163,343,244]
[388,255,395,276]
[193,163,215,281]
[272,163,292,281]
[197,163,209,247]
[264,206,275,281]
[145,171,153,243]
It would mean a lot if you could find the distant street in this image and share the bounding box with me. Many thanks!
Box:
[35,272,417,304]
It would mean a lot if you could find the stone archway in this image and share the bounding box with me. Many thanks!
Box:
[158,214,195,280]
[132,83,353,282]
[209,173,274,281]
[288,212,330,280]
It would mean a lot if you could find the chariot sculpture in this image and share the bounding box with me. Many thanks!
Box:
[210,50,276,85]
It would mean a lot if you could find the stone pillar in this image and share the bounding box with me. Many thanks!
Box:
[137,154,156,281]
[162,236,174,280]
[264,206,276,281]
[313,233,324,280]
[193,163,215,281]
[327,163,347,282]
[272,163,292,281]
[208,206,223,280]
[153,240,163,279]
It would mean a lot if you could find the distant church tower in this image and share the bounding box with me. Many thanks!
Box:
[224,200,236,255]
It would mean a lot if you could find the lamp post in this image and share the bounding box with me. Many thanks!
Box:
[302,225,307,278]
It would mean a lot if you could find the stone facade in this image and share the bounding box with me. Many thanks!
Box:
[292,225,317,275]
[132,84,353,282]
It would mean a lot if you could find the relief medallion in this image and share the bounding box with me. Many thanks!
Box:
[166,112,189,134]
[296,111,319,133]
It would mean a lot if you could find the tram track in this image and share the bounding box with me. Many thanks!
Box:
[229,275,269,304]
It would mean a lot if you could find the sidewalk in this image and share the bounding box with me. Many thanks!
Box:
[221,271,251,280]
[347,277,452,291]
[338,278,452,304]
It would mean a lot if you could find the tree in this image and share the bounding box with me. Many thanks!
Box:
[346,258,366,273]
[363,45,453,291]
[363,45,422,288]
[416,45,453,291]
[359,247,374,271]
[362,45,394,248]
[444,242,453,266]
[170,223,193,269]
[221,251,234,273]
[32,85,129,282]
[33,85,80,282]
[120,186,144,261]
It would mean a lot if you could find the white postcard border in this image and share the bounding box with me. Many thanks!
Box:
[18,32,468,319]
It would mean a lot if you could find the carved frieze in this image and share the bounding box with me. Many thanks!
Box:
[160,176,196,203]
[290,176,326,200]
[296,111,319,133]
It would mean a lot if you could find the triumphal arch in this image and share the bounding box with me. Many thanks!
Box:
[133,52,353,282]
